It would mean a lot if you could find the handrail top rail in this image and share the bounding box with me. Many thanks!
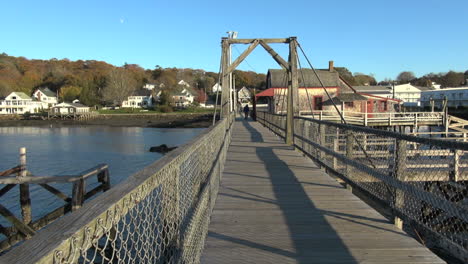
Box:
[0,164,109,185]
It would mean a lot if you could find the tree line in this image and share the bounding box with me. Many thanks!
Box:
[0,53,266,106]
[1,53,465,106]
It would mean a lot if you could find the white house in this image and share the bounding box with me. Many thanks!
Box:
[178,80,191,87]
[143,83,157,90]
[212,83,221,93]
[51,102,90,114]
[172,88,195,107]
[122,89,154,108]
[238,87,252,103]
[421,87,468,109]
[32,87,58,108]
[392,83,424,106]
[0,92,46,114]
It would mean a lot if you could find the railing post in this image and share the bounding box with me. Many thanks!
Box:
[97,169,111,191]
[345,131,354,191]
[450,149,460,182]
[333,129,339,170]
[304,120,310,155]
[19,147,32,226]
[72,179,85,211]
[393,139,407,229]
[318,124,326,169]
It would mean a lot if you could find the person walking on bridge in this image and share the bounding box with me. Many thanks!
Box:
[243,104,250,120]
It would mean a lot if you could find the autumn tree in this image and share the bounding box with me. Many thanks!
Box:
[396,71,415,84]
[102,68,137,105]
[60,85,82,102]
[354,73,377,86]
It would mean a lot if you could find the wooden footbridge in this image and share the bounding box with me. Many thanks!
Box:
[1,37,467,263]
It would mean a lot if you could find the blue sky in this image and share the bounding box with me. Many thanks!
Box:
[1,0,466,81]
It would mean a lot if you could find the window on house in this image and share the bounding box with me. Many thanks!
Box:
[382,101,387,111]
[345,102,354,108]
[12,96,16,99]
[313,96,323,110]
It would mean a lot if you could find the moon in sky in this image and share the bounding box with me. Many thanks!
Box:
[120,18,125,24]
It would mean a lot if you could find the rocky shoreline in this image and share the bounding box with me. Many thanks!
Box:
[0,113,215,128]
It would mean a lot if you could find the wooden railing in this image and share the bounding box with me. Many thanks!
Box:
[0,114,234,264]
[0,149,110,252]
[298,110,445,126]
[257,111,468,262]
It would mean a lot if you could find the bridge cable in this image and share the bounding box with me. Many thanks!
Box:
[279,71,288,114]
[297,55,316,119]
[296,42,379,170]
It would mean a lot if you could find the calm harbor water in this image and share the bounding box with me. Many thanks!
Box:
[0,126,204,230]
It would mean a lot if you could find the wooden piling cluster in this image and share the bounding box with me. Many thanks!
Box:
[0,148,110,252]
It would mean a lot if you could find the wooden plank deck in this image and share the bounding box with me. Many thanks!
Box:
[201,119,444,264]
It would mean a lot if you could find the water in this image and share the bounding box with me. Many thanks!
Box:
[0,126,204,230]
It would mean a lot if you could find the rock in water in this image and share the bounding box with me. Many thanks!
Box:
[149,144,177,153]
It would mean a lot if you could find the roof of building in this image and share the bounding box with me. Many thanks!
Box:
[416,86,435,91]
[131,89,152,96]
[13,92,32,99]
[53,102,89,108]
[39,87,56,97]
[267,69,340,88]
[422,87,468,92]
[323,93,367,105]
[352,86,392,92]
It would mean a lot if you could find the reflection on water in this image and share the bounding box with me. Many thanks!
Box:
[0,126,203,227]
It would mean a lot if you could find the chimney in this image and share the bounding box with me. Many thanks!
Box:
[329,60,334,72]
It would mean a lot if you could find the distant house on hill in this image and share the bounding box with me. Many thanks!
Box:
[32,87,58,108]
[238,87,252,104]
[51,102,90,114]
[0,92,46,114]
[212,83,221,93]
[122,89,154,108]
[171,87,195,107]
[143,83,157,90]
[178,80,191,87]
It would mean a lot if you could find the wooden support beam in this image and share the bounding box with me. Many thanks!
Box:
[71,179,85,211]
[39,184,71,202]
[226,39,260,75]
[286,37,299,145]
[394,139,407,229]
[19,147,31,225]
[0,204,35,237]
[221,38,230,118]
[0,175,81,185]
[227,38,289,44]
[0,166,21,177]
[258,40,290,70]
[0,184,16,198]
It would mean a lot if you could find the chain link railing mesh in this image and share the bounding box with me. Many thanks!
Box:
[259,111,468,261]
[2,116,233,264]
